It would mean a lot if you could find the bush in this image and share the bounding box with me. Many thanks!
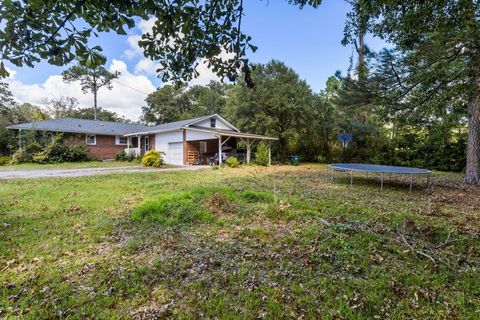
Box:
[0,156,9,166]
[255,141,270,166]
[9,143,42,164]
[32,136,89,163]
[225,156,240,168]
[141,150,164,167]
[115,150,127,161]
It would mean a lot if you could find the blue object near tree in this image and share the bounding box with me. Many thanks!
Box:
[337,133,352,147]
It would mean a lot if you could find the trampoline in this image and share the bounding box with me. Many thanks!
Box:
[327,163,432,191]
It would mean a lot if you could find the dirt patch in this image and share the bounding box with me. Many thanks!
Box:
[203,193,236,216]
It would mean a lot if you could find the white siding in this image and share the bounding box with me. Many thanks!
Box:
[186,130,217,141]
[194,116,234,130]
[155,130,183,164]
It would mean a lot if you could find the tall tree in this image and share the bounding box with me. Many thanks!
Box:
[0,82,15,109]
[71,107,129,123]
[0,81,16,153]
[42,96,79,119]
[227,60,313,162]
[62,64,119,120]
[349,1,480,183]
[142,84,192,125]
[187,81,229,116]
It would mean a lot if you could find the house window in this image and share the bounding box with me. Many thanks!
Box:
[210,118,216,128]
[86,134,96,145]
[199,141,207,154]
[116,136,128,145]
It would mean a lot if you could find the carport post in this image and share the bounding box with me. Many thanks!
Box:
[18,129,22,148]
[246,138,251,164]
[268,141,271,166]
[218,136,222,165]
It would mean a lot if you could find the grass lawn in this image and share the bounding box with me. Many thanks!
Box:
[0,161,139,171]
[0,164,479,319]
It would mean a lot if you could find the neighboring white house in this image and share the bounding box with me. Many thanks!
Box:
[125,114,277,165]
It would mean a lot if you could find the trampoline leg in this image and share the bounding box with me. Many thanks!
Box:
[427,174,431,188]
[380,174,384,190]
[350,171,353,186]
[366,171,369,178]
[409,174,413,192]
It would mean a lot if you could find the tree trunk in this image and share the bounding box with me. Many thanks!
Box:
[93,89,98,120]
[93,76,98,120]
[464,95,480,184]
[279,136,287,163]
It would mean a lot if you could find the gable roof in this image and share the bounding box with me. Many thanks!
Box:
[7,118,150,136]
[148,115,211,131]
[126,114,239,136]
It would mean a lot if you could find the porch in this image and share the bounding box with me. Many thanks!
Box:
[125,134,155,157]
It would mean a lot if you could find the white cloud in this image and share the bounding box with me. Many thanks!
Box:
[189,59,222,86]
[124,17,157,60]
[6,60,156,121]
[135,58,160,76]
[124,35,142,59]
[138,17,157,34]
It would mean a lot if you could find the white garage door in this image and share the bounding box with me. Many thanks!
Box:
[169,142,184,165]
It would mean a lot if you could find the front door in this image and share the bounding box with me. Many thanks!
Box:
[144,136,150,152]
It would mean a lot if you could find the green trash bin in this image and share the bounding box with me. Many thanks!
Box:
[290,155,299,166]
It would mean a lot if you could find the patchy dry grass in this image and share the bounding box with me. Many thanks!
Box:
[0,164,479,319]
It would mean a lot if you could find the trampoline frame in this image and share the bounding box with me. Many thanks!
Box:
[327,163,432,191]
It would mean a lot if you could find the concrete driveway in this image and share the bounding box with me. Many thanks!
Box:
[0,165,210,180]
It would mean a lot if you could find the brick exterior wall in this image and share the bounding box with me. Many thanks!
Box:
[64,134,126,160]
[64,133,155,160]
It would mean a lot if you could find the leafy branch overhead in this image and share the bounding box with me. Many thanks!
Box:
[0,0,321,83]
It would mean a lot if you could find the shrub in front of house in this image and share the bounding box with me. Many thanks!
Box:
[0,156,9,166]
[32,136,89,163]
[141,150,164,168]
[9,143,42,164]
[116,150,140,162]
[115,150,127,161]
[255,141,270,166]
[225,156,240,168]
[9,136,89,164]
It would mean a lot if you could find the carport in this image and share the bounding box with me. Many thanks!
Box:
[184,127,278,165]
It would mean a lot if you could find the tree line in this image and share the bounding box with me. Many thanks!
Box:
[141,58,467,170]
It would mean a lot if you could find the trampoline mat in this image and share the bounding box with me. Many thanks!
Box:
[328,163,431,175]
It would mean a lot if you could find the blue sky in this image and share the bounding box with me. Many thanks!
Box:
[4,0,387,120]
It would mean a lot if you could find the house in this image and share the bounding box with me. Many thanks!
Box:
[7,114,277,165]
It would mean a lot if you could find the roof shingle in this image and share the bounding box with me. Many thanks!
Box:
[7,118,150,136]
